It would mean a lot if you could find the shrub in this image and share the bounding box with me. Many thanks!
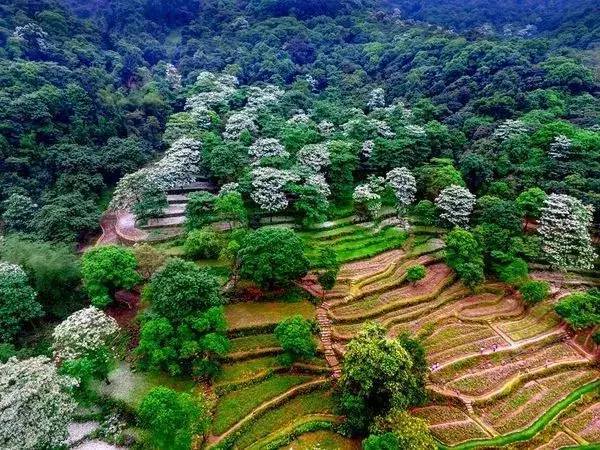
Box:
[497,257,529,284]
[519,280,550,305]
[274,315,316,365]
[412,200,437,226]
[406,264,426,283]
[184,228,222,259]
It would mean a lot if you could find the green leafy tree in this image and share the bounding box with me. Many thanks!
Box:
[316,247,340,290]
[516,187,547,220]
[418,159,465,199]
[405,265,426,283]
[274,315,316,365]
[32,193,100,243]
[138,387,210,450]
[0,262,43,342]
[238,227,310,288]
[555,290,600,330]
[364,409,436,450]
[519,280,550,305]
[336,322,427,434]
[445,228,485,288]
[185,191,217,231]
[291,184,329,227]
[146,258,223,324]
[496,256,529,284]
[2,193,36,233]
[0,236,82,318]
[214,191,247,228]
[136,307,229,377]
[81,245,140,308]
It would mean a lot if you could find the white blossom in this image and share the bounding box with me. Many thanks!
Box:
[386,167,416,211]
[435,185,476,228]
[287,110,311,124]
[317,120,335,136]
[374,120,396,138]
[367,87,386,110]
[52,306,120,361]
[250,167,298,213]
[223,111,258,140]
[493,119,528,141]
[353,184,382,220]
[362,140,374,158]
[219,182,240,196]
[245,84,284,112]
[538,194,596,270]
[405,124,426,138]
[305,173,331,198]
[110,138,202,210]
[548,134,571,160]
[185,72,238,114]
[0,356,76,450]
[165,63,182,90]
[296,143,330,173]
[249,138,289,163]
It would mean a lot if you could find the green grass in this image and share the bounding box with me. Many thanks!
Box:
[229,334,280,353]
[225,300,315,331]
[304,227,408,265]
[441,379,600,449]
[212,374,314,435]
[215,356,281,385]
[234,389,336,448]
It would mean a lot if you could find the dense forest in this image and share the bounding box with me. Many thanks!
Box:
[0,1,599,449]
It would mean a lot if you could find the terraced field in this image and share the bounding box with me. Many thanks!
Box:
[310,235,600,449]
[207,300,338,449]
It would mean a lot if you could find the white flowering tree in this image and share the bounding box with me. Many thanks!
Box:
[245,84,285,112]
[249,138,289,163]
[367,87,385,110]
[165,63,182,90]
[52,306,120,362]
[305,173,331,198]
[296,143,330,173]
[250,167,298,214]
[317,120,334,136]
[353,184,382,221]
[548,134,571,160]
[435,185,476,228]
[109,138,202,210]
[219,182,240,196]
[493,119,528,141]
[538,194,596,270]
[362,140,374,159]
[386,167,416,217]
[0,356,76,450]
[223,111,258,140]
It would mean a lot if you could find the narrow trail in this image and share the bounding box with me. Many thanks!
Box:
[206,378,328,448]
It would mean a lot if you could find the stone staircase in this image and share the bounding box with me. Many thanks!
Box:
[141,180,216,232]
